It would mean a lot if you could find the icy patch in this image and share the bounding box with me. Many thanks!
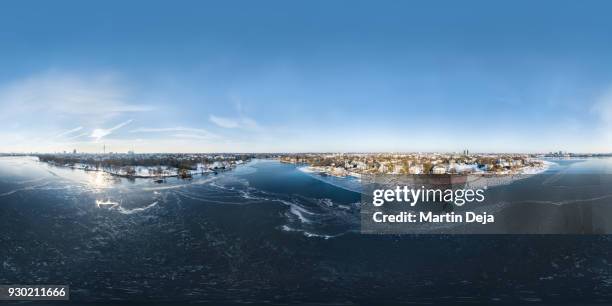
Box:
[117,201,158,215]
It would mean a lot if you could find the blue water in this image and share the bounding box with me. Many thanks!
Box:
[1,156,612,304]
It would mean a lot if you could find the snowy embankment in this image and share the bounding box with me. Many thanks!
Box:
[54,162,229,179]
[298,159,555,188]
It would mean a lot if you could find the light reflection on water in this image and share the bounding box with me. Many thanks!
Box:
[86,171,115,192]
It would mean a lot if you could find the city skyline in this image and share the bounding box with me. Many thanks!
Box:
[2,0,612,153]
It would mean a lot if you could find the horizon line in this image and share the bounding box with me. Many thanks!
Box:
[1,151,610,155]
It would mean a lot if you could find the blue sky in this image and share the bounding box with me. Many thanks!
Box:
[2,0,612,153]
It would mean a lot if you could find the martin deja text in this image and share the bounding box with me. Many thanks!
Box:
[372,211,494,224]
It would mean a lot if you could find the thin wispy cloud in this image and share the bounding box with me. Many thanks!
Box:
[67,131,90,140]
[209,115,260,130]
[593,90,612,124]
[173,133,213,140]
[592,89,612,149]
[131,127,210,134]
[55,126,83,138]
[0,72,153,122]
[209,115,239,128]
[90,119,133,141]
[130,126,218,139]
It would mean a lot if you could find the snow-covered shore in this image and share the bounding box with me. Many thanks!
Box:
[299,159,553,178]
[44,161,236,179]
[297,159,555,190]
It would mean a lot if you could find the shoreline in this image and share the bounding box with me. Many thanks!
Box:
[41,161,233,180]
[297,159,555,191]
[298,159,554,178]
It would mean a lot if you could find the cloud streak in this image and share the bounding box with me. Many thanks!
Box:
[90,119,133,141]
[130,126,218,139]
[173,133,213,140]
[209,115,259,130]
[55,126,83,138]
[67,131,90,140]
[0,72,153,123]
[594,90,612,124]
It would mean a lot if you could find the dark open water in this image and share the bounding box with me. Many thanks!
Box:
[1,157,612,305]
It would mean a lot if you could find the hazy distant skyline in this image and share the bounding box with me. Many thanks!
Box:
[2,0,612,153]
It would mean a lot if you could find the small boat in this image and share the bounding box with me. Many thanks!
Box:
[153,178,165,183]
